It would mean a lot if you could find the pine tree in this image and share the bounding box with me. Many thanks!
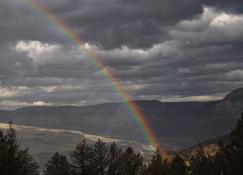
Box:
[93,139,108,175]
[122,147,144,175]
[43,152,72,175]
[146,148,168,175]
[190,149,218,175]
[107,142,123,175]
[70,139,94,175]
[0,122,39,175]
[170,154,187,175]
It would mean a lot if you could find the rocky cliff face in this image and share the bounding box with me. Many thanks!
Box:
[218,88,243,115]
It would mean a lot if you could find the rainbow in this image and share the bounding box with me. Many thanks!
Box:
[27,0,164,153]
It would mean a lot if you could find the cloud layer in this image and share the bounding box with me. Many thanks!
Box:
[0,0,243,109]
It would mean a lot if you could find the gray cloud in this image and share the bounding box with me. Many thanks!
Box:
[0,1,243,109]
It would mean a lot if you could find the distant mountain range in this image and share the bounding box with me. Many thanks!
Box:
[0,87,243,151]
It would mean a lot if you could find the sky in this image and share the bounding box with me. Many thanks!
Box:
[0,0,243,109]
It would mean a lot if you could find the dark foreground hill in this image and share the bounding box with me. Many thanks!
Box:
[0,88,243,150]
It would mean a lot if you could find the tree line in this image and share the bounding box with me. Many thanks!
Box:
[0,113,243,175]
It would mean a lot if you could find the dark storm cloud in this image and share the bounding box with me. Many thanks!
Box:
[0,0,242,48]
[0,0,243,109]
[46,0,204,49]
[202,0,243,13]
[0,0,203,48]
[38,0,243,49]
